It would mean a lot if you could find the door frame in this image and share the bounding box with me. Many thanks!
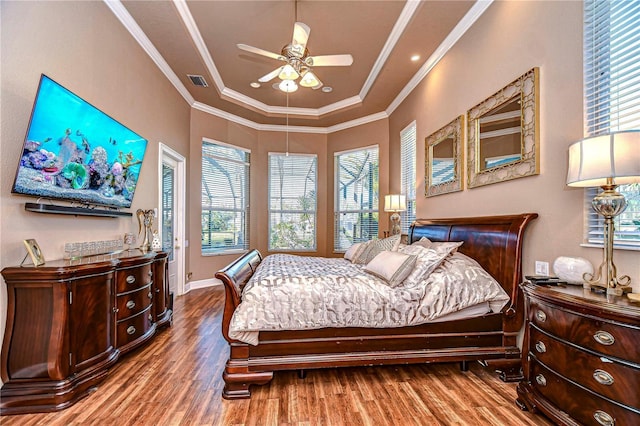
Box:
[158,142,186,296]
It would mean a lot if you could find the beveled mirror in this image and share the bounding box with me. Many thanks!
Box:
[467,68,539,188]
[425,115,464,197]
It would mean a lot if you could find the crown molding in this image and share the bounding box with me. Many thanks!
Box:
[359,0,421,100]
[173,0,224,90]
[104,0,194,105]
[386,0,493,115]
[106,0,486,135]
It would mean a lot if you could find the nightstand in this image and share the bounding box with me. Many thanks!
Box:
[516,283,640,425]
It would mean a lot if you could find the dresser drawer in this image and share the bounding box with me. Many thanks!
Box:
[116,263,153,293]
[529,298,638,361]
[530,327,640,409]
[116,284,153,319]
[116,306,154,348]
[530,360,640,425]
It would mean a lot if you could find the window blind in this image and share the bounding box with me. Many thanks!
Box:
[584,0,640,248]
[334,146,379,252]
[268,153,317,251]
[201,140,250,254]
[161,163,174,261]
[400,121,417,234]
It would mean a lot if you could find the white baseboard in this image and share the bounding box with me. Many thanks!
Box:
[185,277,222,293]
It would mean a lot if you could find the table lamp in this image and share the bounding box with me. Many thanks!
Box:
[384,194,407,236]
[566,130,640,295]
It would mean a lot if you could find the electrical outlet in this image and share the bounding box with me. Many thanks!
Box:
[535,261,549,276]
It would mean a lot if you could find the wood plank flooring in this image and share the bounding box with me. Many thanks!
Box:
[2,286,550,425]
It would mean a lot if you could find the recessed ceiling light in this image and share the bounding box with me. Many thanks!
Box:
[250,82,261,88]
[411,55,420,62]
[321,86,333,93]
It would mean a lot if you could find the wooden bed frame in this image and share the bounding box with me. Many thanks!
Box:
[215,213,538,399]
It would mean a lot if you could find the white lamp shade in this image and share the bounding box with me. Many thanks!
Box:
[278,80,298,93]
[384,194,407,212]
[567,130,640,187]
[278,64,299,81]
[299,71,320,88]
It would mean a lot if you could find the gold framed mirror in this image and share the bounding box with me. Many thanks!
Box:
[425,115,464,197]
[467,67,539,188]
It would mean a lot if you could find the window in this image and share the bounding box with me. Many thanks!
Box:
[400,121,417,233]
[268,153,317,251]
[334,146,379,252]
[584,0,640,248]
[201,140,250,254]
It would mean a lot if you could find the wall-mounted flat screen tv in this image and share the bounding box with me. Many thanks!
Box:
[12,74,148,209]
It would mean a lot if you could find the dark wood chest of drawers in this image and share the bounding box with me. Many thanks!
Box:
[517,283,640,425]
[1,250,172,415]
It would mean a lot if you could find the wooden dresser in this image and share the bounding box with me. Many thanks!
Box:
[517,282,640,425]
[0,250,172,415]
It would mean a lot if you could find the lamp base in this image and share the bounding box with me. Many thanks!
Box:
[389,212,401,236]
[582,182,632,296]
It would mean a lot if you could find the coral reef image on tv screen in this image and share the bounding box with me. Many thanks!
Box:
[12,75,148,209]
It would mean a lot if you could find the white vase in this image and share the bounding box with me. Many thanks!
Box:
[553,256,594,285]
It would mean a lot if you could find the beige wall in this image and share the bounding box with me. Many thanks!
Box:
[188,109,331,280]
[0,0,191,380]
[389,0,639,291]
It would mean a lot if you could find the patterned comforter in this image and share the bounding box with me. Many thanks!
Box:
[229,252,510,345]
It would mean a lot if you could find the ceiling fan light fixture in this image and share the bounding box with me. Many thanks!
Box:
[279,64,299,80]
[299,71,320,88]
[279,80,299,93]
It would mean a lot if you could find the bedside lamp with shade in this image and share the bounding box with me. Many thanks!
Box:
[384,194,406,236]
[566,130,640,295]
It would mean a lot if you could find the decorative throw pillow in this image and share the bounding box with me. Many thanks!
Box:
[412,237,463,254]
[364,250,417,287]
[399,243,460,286]
[363,234,401,264]
[351,240,373,264]
[344,242,363,262]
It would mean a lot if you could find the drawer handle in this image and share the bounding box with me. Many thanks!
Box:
[148,271,153,277]
[148,291,153,299]
[148,313,153,321]
[126,300,136,309]
[127,326,136,335]
[535,310,547,322]
[535,341,546,353]
[126,275,136,284]
[594,330,615,346]
[593,369,614,386]
[593,410,615,426]
[535,374,547,386]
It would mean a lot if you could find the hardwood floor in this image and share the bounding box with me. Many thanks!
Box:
[2,286,550,425]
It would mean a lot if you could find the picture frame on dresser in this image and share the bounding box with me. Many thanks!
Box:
[22,238,45,266]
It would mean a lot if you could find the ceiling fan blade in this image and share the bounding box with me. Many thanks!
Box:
[258,66,284,83]
[307,54,353,67]
[291,22,311,54]
[237,44,284,61]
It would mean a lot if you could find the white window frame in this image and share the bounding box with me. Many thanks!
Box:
[201,139,250,255]
[268,152,318,252]
[400,121,417,234]
[334,145,379,252]
[583,0,640,250]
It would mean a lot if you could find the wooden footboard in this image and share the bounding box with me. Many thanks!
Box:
[215,213,538,399]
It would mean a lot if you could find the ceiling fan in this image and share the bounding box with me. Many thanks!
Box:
[237,22,353,92]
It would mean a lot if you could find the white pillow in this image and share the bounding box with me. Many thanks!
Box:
[344,242,363,261]
[400,243,460,286]
[351,240,372,264]
[412,237,463,254]
[364,250,417,287]
[363,234,401,264]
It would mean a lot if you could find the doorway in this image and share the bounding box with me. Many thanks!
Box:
[158,143,186,296]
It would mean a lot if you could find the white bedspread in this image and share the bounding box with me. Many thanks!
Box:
[229,252,510,345]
